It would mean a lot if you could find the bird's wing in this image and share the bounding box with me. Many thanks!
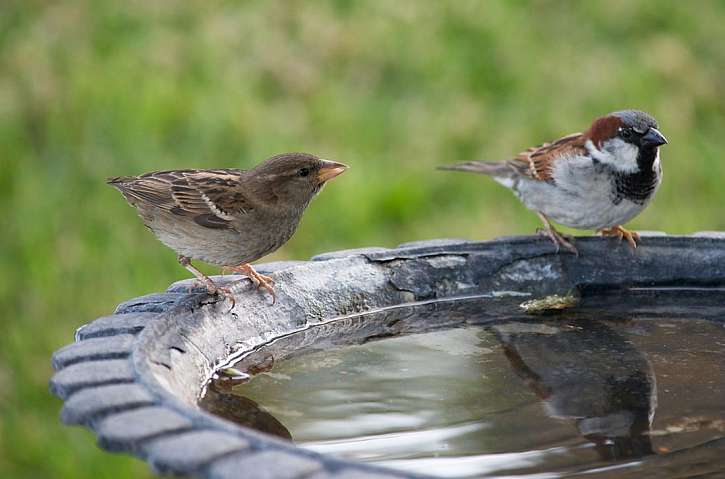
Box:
[508,132,587,182]
[108,169,252,229]
[439,133,588,184]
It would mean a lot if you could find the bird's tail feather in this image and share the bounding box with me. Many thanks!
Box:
[437,161,512,177]
[106,176,167,208]
[106,176,137,186]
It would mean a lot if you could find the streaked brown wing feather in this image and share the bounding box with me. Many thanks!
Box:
[508,133,587,181]
[109,169,252,230]
[108,174,177,210]
[173,171,252,216]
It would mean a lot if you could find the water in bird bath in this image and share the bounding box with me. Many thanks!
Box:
[201,289,725,478]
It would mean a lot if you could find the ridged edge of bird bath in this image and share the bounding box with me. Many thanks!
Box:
[50,233,725,479]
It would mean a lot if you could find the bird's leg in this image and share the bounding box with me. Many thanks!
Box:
[177,255,236,308]
[178,255,218,293]
[536,212,578,255]
[230,263,276,304]
[598,225,640,249]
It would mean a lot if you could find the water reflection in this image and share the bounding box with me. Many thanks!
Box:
[199,387,292,440]
[201,294,725,478]
[493,318,656,461]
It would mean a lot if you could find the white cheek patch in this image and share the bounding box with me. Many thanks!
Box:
[587,138,640,173]
[585,139,608,163]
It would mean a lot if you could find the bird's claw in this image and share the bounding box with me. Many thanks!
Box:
[181,272,235,311]
[230,264,277,305]
[215,286,236,311]
[536,212,578,255]
[538,227,578,255]
[598,226,640,249]
[249,272,276,305]
[194,279,235,311]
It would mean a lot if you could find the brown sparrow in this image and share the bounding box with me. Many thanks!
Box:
[440,110,667,253]
[108,153,348,302]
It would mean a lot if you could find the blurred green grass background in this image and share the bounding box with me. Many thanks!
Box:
[1,1,723,477]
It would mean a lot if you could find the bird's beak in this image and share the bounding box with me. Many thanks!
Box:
[317,160,349,183]
[641,128,668,147]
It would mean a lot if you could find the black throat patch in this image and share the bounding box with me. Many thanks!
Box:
[611,148,661,205]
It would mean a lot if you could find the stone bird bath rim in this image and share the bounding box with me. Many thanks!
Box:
[50,233,725,479]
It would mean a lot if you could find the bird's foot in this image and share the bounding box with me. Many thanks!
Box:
[176,255,235,310]
[598,225,640,249]
[535,212,578,255]
[537,226,578,255]
[215,286,236,311]
[178,255,217,292]
[188,272,220,295]
[230,264,276,304]
[190,277,235,310]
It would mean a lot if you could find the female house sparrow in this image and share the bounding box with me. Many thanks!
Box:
[440,110,667,253]
[108,153,348,302]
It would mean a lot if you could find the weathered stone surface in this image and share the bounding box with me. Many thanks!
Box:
[97,406,193,452]
[396,238,472,249]
[311,247,390,262]
[255,261,309,273]
[692,231,725,239]
[115,292,188,314]
[386,254,477,299]
[635,230,667,236]
[207,450,323,479]
[75,312,156,340]
[308,469,409,479]
[52,334,135,370]
[145,430,250,475]
[50,359,135,399]
[166,275,245,294]
[61,383,154,425]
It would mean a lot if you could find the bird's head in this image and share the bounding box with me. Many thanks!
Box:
[585,110,667,173]
[250,153,348,207]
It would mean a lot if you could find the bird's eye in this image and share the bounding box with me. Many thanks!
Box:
[620,128,633,141]
[297,167,310,177]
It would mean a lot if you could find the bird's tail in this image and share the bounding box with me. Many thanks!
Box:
[437,161,512,177]
[105,176,155,207]
[106,175,137,186]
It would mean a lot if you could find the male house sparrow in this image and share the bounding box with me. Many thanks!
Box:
[108,153,348,302]
[440,110,667,253]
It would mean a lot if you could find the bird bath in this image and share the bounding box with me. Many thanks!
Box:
[50,234,725,478]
